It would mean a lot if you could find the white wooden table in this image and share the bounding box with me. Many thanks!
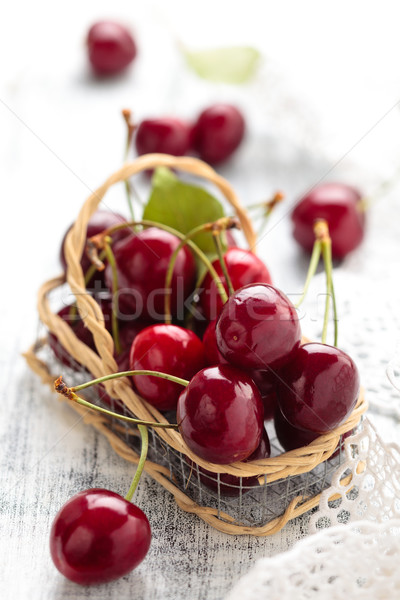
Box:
[2,2,400,598]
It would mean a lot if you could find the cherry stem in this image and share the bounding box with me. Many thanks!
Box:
[54,374,185,429]
[85,219,228,324]
[163,219,237,325]
[122,109,137,220]
[295,240,322,309]
[125,425,148,502]
[320,227,338,346]
[246,191,285,237]
[103,238,121,355]
[70,370,189,392]
[213,231,234,296]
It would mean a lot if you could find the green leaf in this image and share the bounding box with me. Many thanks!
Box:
[183,46,260,84]
[143,167,225,256]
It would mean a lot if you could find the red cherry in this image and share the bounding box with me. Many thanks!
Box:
[202,319,228,366]
[177,365,264,464]
[48,304,99,368]
[60,210,129,289]
[187,429,270,497]
[135,118,192,157]
[274,407,353,458]
[291,183,366,259]
[50,489,151,585]
[87,22,137,76]
[274,407,319,451]
[191,104,245,164]
[248,369,278,420]
[200,247,272,321]
[276,343,360,433]
[129,324,205,411]
[216,283,302,371]
[105,227,196,321]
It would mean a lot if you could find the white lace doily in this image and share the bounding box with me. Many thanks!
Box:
[225,419,400,599]
[225,519,400,600]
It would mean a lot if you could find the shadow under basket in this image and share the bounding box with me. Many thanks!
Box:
[24,154,368,536]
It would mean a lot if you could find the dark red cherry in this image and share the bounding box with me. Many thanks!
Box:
[135,118,192,157]
[60,210,129,289]
[105,227,196,321]
[274,407,319,451]
[129,324,205,411]
[276,343,360,433]
[200,247,272,321]
[187,429,270,497]
[291,183,366,259]
[274,407,353,458]
[202,319,228,366]
[177,365,264,464]
[216,283,302,372]
[87,21,137,76]
[248,369,278,420]
[191,104,245,164]
[50,489,151,585]
[49,304,97,368]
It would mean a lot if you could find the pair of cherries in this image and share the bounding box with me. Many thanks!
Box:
[135,103,245,166]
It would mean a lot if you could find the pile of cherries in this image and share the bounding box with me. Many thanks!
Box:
[48,176,363,585]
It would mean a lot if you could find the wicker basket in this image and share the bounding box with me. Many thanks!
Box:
[24,154,368,536]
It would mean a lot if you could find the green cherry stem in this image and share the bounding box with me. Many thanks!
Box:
[54,370,190,428]
[295,240,322,309]
[103,237,121,355]
[86,219,229,324]
[163,219,237,325]
[71,370,189,392]
[122,109,136,220]
[125,425,149,501]
[213,231,234,296]
[318,222,338,346]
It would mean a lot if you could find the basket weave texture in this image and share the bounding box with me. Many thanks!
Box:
[24,154,368,536]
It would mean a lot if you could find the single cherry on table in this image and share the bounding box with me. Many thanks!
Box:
[50,489,151,585]
[191,103,245,164]
[87,21,137,76]
[291,182,366,259]
[135,118,192,158]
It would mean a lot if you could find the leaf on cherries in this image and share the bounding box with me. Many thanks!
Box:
[183,46,261,84]
[143,167,226,257]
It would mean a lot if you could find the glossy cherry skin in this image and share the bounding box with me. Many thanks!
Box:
[274,406,353,458]
[129,324,205,411]
[291,183,366,259]
[177,365,264,464]
[105,227,196,321]
[200,247,272,321]
[60,210,129,289]
[276,343,360,433]
[50,489,151,585]
[203,319,228,366]
[87,22,137,76]
[191,104,245,164]
[248,369,279,420]
[187,429,270,497]
[135,118,192,157]
[216,283,302,372]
